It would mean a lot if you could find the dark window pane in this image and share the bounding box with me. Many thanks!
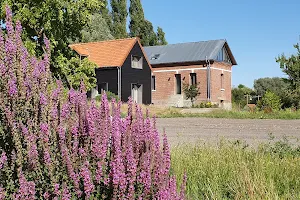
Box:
[175,74,181,94]
[98,82,108,94]
[151,76,156,90]
[190,73,197,85]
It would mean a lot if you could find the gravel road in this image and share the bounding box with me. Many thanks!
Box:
[156,118,300,147]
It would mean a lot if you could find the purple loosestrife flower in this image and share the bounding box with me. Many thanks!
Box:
[180,173,187,200]
[0,152,7,169]
[32,57,40,78]
[138,151,152,197]
[110,103,126,199]
[68,88,78,105]
[0,188,6,200]
[125,142,137,199]
[8,78,17,97]
[21,47,29,74]
[163,133,171,177]
[169,176,178,199]
[40,93,47,105]
[61,103,70,121]
[80,161,94,199]
[5,6,14,37]
[62,185,71,200]
[15,173,36,200]
[15,21,22,47]
[53,183,60,199]
[43,192,50,199]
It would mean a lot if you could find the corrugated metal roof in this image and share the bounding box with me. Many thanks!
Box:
[144,39,237,65]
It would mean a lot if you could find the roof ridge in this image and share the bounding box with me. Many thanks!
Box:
[69,37,138,47]
[144,39,226,48]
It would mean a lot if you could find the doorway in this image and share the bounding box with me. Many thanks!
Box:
[131,84,143,104]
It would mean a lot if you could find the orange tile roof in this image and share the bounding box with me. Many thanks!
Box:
[69,38,140,68]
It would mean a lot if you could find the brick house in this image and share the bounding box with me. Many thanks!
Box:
[69,38,152,104]
[144,39,237,108]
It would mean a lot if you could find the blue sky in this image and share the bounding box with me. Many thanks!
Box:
[141,0,300,88]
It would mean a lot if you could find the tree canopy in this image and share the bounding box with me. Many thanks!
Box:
[111,0,128,39]
[0,0,104,90]
[276,43,300,107]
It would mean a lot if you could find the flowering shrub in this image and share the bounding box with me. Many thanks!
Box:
[0,6,186,199]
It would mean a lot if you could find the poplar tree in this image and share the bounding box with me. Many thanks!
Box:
[129,0,145,37]
[100,0,113,32]
[111,0,128,39]
[157,27,168,45]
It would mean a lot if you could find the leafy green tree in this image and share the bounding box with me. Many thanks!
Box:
[0,0,102,90]
[56,56,97,90]
[258,91,282,111]
[232,84,255,108]
[100,0,113,32]
[183,82,201,107]
[254,77,287,96]
[141,20,157,46]
[156,27,167,45]
[81,13,114,43]
[111,0,128,39]
[129,0,158,46]
[254,77,291,108]
[129,0,144,37]
[276,43,300,107]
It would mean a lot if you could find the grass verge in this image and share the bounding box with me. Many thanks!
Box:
[157,108,300,119]
[171,140,300,199]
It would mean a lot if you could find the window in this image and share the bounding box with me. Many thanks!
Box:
[151,54,160,60]
[221,73,224,90]
[98,82,108,94]
[175,74,181,94]
[132,55,143,69]
[190,73,197,85]
[216,47,232,64]
[151,76,156,91]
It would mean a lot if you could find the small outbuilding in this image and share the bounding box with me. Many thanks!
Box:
[70,38,152,104]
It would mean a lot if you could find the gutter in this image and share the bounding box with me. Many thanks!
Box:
[206,56,211,101]
[117,67,122,100]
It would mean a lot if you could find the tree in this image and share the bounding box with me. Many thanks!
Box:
[81,13,114,43]
[183,83,200,107]
[254,77,287,96]
[0,0,102,91]
[129,0,145,37]
[141,20,157,46]
[129,0,159,46]
[276,43,300,107]
[254,77,291,108]
[258,91,282,111]
[111,0,128,39]
[156,27,167,45]
[231,84,255,108]
[100,0,113,32]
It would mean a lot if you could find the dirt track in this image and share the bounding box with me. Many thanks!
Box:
[156,118,300,147]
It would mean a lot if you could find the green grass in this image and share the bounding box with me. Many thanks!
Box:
[156,108,300,119]
[171,140,300,199]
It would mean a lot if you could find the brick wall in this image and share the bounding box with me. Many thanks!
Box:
[151,62,233,107]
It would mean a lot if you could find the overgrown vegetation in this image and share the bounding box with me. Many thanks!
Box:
[0,8,185,199]
[183,83,200,107]
[171,139,300,199]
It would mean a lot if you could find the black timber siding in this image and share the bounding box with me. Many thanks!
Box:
[95,68,118,95]
[121,42,152,104]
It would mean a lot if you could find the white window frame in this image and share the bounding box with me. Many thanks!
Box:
[131,55,143,69]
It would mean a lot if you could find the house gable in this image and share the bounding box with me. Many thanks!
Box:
[121,42,152,104]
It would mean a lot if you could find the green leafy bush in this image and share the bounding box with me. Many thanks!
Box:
[258,91,282,111]
[95,91,119,102]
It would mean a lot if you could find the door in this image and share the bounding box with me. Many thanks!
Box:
[131,84,143,104]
